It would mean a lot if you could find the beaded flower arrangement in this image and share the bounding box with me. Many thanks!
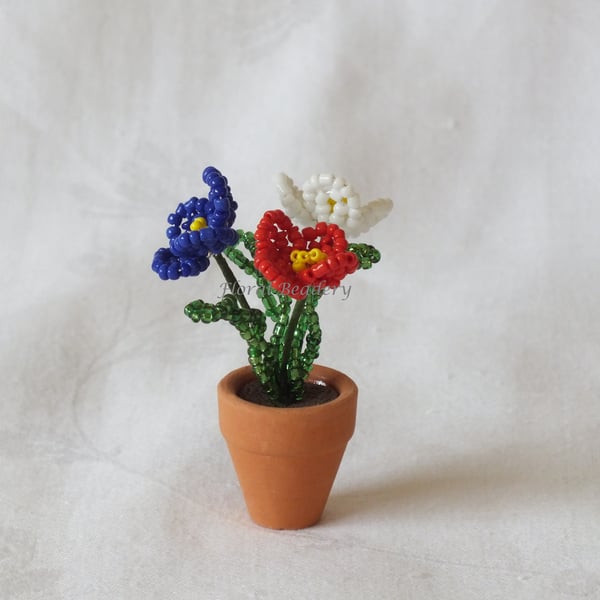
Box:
[152,167,392,406]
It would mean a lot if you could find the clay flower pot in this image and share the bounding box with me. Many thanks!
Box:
[217,364,358,529]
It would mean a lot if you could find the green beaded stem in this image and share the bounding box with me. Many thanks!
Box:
[214,254,251,310]
[223,232,284,320]
[300,290,322,372]
[281,290,323,402]
[184,232,382,407]
[269,296,293,362]
[277,297,307,401]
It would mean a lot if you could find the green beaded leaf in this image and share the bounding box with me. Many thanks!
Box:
[348,243,381,270]
[185,294,285,404]
[185,295,266,337]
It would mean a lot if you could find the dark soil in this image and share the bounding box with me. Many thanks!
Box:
[239,380,339,408]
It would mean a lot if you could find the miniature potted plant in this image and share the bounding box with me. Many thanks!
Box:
[152,167,392,529]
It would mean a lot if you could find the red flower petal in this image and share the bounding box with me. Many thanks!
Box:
[254,210,358,299]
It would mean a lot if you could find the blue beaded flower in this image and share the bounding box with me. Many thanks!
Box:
[152,167,239,280]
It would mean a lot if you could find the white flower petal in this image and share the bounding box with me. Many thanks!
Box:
[340,185,353,198]
[275,173,313,225]
[329,213,347,226]
[332,202,348,216]
[359,198,393,233]
[315,205,331,218]
[332,177,345,190]
[315,191,330,205]
[344,217,362,235]
[346,194,360,208]
[277,172,393,237]
[318,173,334,186]
[368,198,394,220]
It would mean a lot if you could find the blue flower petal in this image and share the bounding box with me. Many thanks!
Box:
[152,167,239,280]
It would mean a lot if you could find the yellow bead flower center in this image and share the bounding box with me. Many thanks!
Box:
[290,248,328,272]
[328,197,348,213]
[190,217,208,231]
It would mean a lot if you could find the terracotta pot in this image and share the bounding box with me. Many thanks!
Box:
[217,364,358,529]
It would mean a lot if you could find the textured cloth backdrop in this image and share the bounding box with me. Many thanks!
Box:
[1,2,599,599]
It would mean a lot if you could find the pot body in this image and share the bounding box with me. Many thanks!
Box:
[217,364,358,529]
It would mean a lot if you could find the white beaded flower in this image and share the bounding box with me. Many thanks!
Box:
[275,173,393,236]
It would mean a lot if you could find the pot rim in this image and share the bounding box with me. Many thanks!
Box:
[217,363,358,413]
[218,363,358,457]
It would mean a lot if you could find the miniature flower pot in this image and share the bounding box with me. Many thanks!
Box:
[217,364,358,530]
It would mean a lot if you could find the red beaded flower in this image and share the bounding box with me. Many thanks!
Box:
[254,210,359,300]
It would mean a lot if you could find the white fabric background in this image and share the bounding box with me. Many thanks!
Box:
[2,1,599,598]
